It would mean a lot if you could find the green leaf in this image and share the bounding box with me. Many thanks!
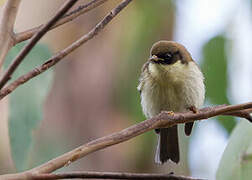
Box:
[4,42,53,171]
[216,121,252,180]
[201,35,236,133]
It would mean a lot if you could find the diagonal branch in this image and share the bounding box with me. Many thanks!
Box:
[0,0,79,90]
[0,0,133,101]
[28,102,252,174]
[23,102,252,174]
[27,171,204,180]
[0,102,251,179]
[0,0,21,67]
[15,0,110,44]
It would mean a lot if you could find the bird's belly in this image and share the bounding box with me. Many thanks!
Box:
[140,79,199,118]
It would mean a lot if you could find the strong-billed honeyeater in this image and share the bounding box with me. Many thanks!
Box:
[138,41,205,164]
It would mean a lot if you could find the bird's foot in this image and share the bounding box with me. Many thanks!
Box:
[161,110,175,116]
[188,105,198,114]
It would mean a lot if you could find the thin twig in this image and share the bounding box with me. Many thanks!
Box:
[0,102,251,179]
[0,0,133,101]
[224,108,252,121]
[28,171,204,180]
[15,0,109,44]
[0,0,79,90]
[0,0,21,67]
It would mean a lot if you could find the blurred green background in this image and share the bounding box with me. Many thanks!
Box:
[0,0,252,179]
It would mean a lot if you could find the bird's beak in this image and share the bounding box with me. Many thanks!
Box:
[149,55,162,63]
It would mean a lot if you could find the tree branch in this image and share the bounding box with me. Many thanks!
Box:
[0,0,21,67]
[15,0,109,44]
[27,171,204,180]
[21,104,252,174]
[1,102,251,180]
[0,0,79,90]
[0,0,133,101]
[29,103,252,174]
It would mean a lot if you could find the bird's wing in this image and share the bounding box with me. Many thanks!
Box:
[137,61,150,94]
[137,77,143,94]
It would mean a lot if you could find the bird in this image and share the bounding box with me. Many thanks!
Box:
[137,40,205,164]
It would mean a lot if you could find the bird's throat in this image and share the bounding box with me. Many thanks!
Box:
[148,61,185,82]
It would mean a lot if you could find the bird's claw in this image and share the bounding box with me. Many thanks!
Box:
[161,110,175,115]
[188,106,198,114]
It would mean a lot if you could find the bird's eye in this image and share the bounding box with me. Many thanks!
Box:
[164,53,172,60]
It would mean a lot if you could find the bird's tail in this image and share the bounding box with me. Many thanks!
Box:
[155,125,179,164]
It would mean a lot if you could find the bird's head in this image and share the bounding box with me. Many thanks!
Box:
[148,41,194,81]
[149,41,193,66]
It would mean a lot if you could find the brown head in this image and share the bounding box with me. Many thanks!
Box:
[149,41,193,65]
